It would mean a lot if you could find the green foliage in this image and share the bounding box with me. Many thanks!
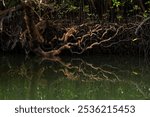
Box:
[143,10,149,18]
[2,0,150,22]
[83,5,89,13]
[112,0,122,7]
[67,4,78,12]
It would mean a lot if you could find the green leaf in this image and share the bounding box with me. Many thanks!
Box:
[132,71,138,75]
[132,38,138,42]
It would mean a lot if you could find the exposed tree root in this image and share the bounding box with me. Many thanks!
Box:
[0,0,150,57]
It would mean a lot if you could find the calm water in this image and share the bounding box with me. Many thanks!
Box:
[0,54,150,100]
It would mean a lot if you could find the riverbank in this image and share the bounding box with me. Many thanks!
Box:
[1,1,150,57]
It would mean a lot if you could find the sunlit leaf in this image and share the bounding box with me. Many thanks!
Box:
[132,71,138,75]
[132,38,138,42]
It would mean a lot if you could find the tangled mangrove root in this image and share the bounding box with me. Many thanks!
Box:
[1,0,150,57]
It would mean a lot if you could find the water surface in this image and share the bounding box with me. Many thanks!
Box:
[0,54,150,99]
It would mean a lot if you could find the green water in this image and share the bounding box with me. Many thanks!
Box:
[0,54,150,100]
